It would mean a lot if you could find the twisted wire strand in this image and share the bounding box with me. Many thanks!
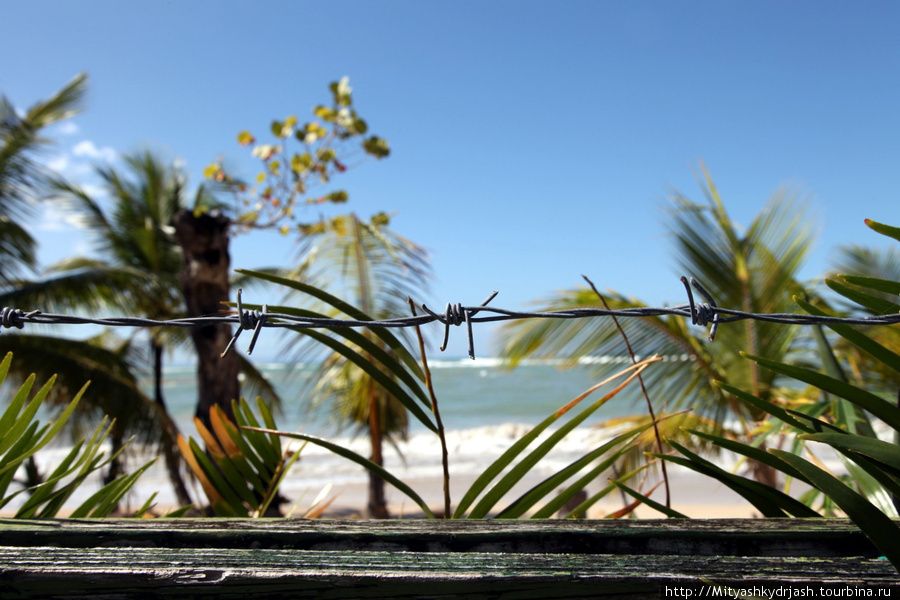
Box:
[2,278,899,359]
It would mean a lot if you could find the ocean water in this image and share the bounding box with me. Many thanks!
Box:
[7,358,666,512]
[142,358,661,508]
[158,357,648,436]
[7,358,851,514]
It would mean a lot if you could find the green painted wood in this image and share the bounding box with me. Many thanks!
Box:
[0,519,898,598]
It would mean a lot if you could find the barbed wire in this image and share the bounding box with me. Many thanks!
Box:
[2,277,899,360]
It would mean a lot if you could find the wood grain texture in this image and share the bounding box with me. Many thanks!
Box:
[1,519,897,598]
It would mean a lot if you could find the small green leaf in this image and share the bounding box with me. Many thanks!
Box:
[270,120,284,138]
[317,148,336,163]
[826,278,900,315]
[0,373,37,454]
[314,105,335,121]
[0,352,12,386]
[840,275,900,297]
[0,374,37,447]
[363,136,390,158]
[237,131,254,146]
[865,219,900,243]
[328,190,349,203]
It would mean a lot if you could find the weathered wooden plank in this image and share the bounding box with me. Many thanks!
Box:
[0,518,885,556]
[1,546,897,599]
[0,519,897,598]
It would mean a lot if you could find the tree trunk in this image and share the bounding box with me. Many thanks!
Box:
[173,210,240,431]
[367,391,390,519]
[103,424,125,486]
[152,342,166,411]
[152,340,193,506]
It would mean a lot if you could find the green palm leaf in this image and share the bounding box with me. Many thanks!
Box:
[608,480,689,518]
[237,269,425,381]
[0,73,86,283]
[496,423,650,519]
[458,360,654,519]
[771,450,900,569]
[745,353,900,432]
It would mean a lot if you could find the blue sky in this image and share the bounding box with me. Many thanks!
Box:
[2,1,899,360]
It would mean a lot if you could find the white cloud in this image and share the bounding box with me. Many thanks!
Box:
[72,140,117,163]
[34,204,91,232]
[56,122,79,136]
[46,153,70,173]
[46,149,94,180]
[78,182,107,200]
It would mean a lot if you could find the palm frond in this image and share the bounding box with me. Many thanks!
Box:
[0,333,171,447]
[0,262,158,314]
[21,73,88,130]
[284,213,431,432]
[497,165,816,433]
[0,217,36,286]
[0,73,87,276]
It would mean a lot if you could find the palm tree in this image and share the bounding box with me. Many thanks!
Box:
[286,212,431,517]
[496,164,816,486]
[0,74,189,503]
[32,150,282,506]
[0,73,86,285]
[16,151,193,502]
[52,152,186,399]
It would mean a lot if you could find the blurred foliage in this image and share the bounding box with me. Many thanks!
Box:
[0,73,86,285]
[178,397,333,518]
[205,77,389,235]
[496,164,816,486]
[238,271,666,519]
[636,219,900,570]
[0,352,163,518]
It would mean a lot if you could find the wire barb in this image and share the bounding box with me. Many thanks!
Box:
[420,291,499,359]
[221,289,269,357]
[680,277,720,340]
[0,308,41,331]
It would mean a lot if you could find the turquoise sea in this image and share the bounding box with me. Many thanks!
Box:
[156,357,649,436]
[124,358,661,509]
[13,358,665,512]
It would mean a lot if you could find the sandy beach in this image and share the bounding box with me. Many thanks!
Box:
[0,451,766,520]
[2,425,782,519]
[301,465,763,520]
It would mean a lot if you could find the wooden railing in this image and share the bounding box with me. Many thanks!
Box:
[1,518,898,598]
